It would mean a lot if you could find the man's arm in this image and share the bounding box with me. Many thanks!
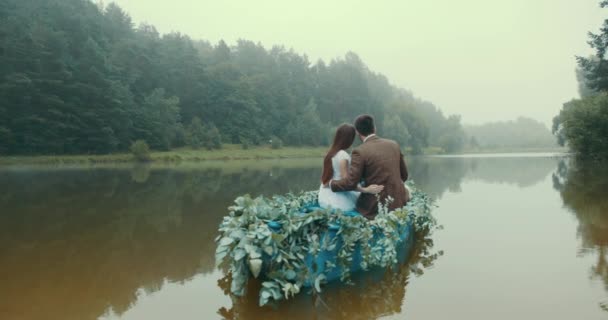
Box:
[331,149,364,192]
[400,152,408,182]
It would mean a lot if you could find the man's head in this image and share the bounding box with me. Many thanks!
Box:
[354,114,376,141]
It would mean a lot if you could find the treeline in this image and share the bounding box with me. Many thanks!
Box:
[465,117,557,150]
[0,0,466,155]
[553,0,608,159]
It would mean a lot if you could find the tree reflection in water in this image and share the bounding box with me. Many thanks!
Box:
[408,155,557,199]
[0,164,323,320]
[553,158,608,312]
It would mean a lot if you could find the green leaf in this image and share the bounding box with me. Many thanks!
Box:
[219,237,234,246]
[314,274,326,293]
[271,287,281,300]
[285,269,296,280]
[263,245,274,255]
[234,249,246,261]
[259,290,271,306]
[215,251,227,267]
[249,258,263,278]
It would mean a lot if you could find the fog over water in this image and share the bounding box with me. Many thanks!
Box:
[112,0,605,126]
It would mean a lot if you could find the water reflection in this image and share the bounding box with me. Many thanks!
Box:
[409,155,557,199]
[217,235,441,320]
[553,159,608,312]
[0,154,562,320]
[0,163,322,320]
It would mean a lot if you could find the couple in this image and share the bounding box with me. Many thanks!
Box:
[318,114,410,219]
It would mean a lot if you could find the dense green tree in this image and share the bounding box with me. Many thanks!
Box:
[554,0,608,159]
[133,88,181,151]
[384,99,430,154]
[577,64,599,99]
[284,99,325,146]
[130,139,151,162]
[554,94,608,159]
[383,115,411,147]
[577,1,608,92]
[437,115,466,153]
[206,123,222,150]
[186,117,205,149]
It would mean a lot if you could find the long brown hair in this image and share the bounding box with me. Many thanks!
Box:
[321,124,356,184]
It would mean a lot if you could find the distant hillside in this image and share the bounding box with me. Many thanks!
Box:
[465,117,558,149]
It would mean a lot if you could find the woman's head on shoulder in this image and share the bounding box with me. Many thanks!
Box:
[332,123,356,151]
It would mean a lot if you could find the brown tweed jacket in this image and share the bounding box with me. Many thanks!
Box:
[330,135,409,219]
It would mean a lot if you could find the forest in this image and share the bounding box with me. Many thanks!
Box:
[0,0,467,155]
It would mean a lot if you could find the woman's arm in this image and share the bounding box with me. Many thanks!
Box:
[339,159,384,194]
[339,159,349,180]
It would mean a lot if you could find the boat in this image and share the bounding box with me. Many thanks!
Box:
[215,184,432,306]
[282,205,415,286]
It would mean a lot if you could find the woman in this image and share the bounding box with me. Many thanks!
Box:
[318,124,384,211]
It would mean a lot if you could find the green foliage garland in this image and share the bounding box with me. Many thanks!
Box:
[215,184,434,306]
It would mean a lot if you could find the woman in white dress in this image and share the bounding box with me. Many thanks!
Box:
[318,124,383,211]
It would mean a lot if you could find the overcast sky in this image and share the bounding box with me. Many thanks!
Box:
[112,0,605,126]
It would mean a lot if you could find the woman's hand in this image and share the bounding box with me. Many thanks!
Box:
[362,184,384,194]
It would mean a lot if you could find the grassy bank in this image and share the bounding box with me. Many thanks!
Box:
[0,145,570,166]
[458,146,569,154]
[0,145,329,165]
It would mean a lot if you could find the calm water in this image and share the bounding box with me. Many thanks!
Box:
[1,154,607,319]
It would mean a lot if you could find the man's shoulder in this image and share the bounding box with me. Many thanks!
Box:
[356,137,398,156]
[378,137,398,144]
[352,142,371,157]
[374,137,401,149]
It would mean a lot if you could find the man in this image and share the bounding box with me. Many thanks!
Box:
[330,114,410,219]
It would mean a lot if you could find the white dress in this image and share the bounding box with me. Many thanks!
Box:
[318,150,360,211]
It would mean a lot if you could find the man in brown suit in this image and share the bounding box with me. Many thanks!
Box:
[329,114,409,219]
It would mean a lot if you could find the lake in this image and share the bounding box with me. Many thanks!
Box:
[0,154,606,319]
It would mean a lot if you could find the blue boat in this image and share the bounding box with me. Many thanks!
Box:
[216,186,431,306]
[266,204,415,286]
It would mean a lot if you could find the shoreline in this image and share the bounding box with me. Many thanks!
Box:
[0,145,328,166]
[0,145,569,166]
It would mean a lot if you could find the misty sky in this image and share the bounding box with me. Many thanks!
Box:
[112,0,605,126]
